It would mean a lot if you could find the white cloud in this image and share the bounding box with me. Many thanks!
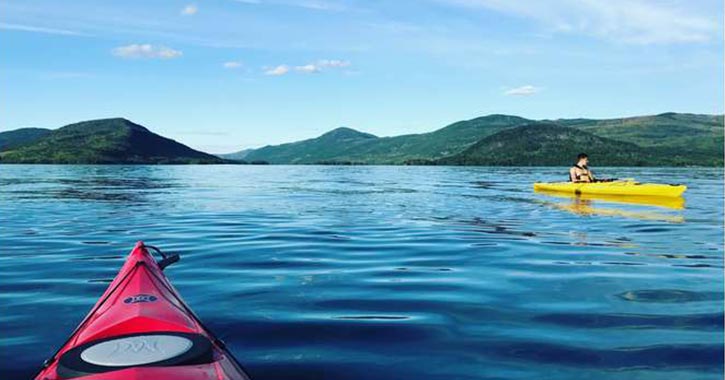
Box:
[317,59,351,68]
[181,4,198,15]
[223,61,243,69]
[112,44,183,59]
[0,22,87,36]
[438,0,718,44]
[295,64,321,73]
[267,59,351,75]
[264,65,290,76]
[504,85,540,96]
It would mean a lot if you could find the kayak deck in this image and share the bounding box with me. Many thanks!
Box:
[533,181,686,198]
[35,242,250,380]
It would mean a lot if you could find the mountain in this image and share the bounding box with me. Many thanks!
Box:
[438,123,658,166]
[554,113,724,165]
[0,118,226,164]
[554,113,723,148]
[244,127,378,164]
[0,128,51,151]
[218,148,255,160]
[243,115,530,164]
[2,113,721,166]
[236,113,723,166]
[338,114,531,163]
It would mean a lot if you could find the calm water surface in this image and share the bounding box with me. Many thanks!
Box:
[1,165,722,379]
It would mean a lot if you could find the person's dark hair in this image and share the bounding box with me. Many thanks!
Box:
[577,153,588,160]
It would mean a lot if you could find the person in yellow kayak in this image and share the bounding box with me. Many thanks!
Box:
[569,153,595,182]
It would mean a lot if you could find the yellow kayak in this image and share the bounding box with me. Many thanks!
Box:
[534,189,685,209]
[533,181,686,198]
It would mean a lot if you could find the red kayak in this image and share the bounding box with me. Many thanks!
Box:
[36,242,251,380]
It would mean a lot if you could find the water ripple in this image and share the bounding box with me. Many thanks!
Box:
[0,165,722,380]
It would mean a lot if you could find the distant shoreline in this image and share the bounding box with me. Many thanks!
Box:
[0,163,720,168]
[2,113,722,167]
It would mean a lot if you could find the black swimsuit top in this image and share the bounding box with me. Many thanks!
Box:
[570,164,593,182]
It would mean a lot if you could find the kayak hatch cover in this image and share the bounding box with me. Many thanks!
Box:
[35,241,251,380]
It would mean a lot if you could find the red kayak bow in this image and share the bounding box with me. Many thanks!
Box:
[35,242,251,380]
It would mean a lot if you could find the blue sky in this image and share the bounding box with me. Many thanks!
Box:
[1,0,722,153]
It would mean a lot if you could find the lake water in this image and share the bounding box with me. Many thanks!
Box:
[1,165,722,380]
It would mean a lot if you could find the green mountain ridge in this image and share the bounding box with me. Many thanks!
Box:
[0,112,721,166]
[243,114,532,164]
[554,113,723,148]
[244,127,379,164]
[218,148,255,160]
[0,128,52,151]
[238,113,723,166]
[0,118,226,164]
[438,123,657,166]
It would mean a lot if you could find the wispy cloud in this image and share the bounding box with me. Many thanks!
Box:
[231,0,348,11]
[181,4,198,15]
[291,59,351,74]
[0,22,87,36]
[223,61,244,69]
[112,44,183,59]
[294,64,320,73]
[438,0,718,44]
[504,85,541,96]
[317,59,351,68]
[265,60,351,76]
[292,1,347,11]
[264,65,290,76]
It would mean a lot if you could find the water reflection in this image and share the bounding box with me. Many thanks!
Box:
[537,191,685,223]
[618,289,723,303]
[5,164,182,203]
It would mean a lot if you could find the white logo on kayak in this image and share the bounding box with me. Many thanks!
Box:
[109,338,161,355]
[81,335,193,366]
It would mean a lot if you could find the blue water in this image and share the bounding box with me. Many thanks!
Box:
[1,165,722,380]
